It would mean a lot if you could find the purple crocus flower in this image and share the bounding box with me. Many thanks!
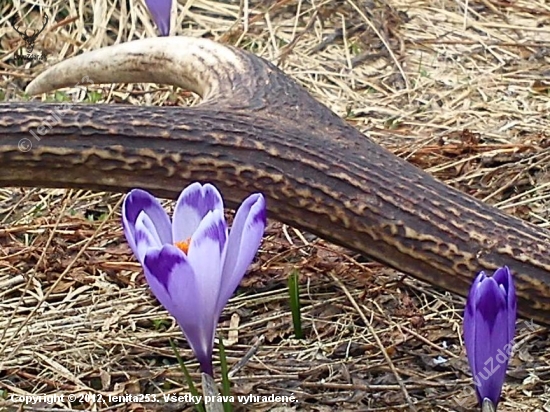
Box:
[144,0,172,36]
[122,183,266,376]
[464,266,517,409]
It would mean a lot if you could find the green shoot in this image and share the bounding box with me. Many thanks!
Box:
[288,269,303,339]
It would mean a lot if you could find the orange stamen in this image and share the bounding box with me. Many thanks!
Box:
[175,238,191,254]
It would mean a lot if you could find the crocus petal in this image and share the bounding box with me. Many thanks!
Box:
[143,244,215,374]
[122,189,172,255]
[133,211,165,263]
[184,209,228,373]
[186,209,227,306]
[493,266,517,343]
[473,278,508,404]
[218,193,266,314]
[507,283,517,345]
[492,267,510,290]
[464,272,485,379]
[144,0,172,36]
[172,183,224,242]
[142,244,190,316]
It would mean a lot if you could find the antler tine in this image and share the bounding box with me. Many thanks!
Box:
[25,36,259,106]
[34,14,49,36]
[12,21,25,36]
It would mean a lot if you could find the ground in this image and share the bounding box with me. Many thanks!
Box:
[1,0,550,411]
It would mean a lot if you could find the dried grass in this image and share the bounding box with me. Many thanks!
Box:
[1,0,550,410]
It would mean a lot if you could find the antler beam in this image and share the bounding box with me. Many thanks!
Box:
[1,37,549,324]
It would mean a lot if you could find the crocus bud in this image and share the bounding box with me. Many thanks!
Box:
[144,0,172,36]
[464,266,517,410]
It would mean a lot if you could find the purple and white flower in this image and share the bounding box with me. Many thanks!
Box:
[122,183,266,375]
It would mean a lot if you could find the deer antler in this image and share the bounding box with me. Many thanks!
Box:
[2,36,550,324]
